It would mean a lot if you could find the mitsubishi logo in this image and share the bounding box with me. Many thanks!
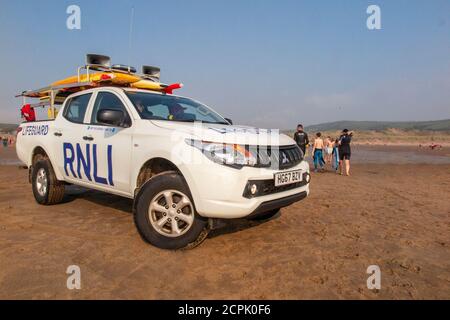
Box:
[281,152,289,164]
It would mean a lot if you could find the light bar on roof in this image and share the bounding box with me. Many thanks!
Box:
[86,54,111,69]
[112,64,137,73]
[142,65,161,81]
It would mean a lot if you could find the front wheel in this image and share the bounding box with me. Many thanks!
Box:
[133,171,208,250]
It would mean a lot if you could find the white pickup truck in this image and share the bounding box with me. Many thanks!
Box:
[16,86,310,249]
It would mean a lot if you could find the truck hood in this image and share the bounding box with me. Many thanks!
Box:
[150,120,294,146]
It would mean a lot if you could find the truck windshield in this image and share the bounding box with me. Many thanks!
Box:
[125,91,229,124]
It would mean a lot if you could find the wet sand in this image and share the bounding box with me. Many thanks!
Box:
[0,146,449,299]
[350,145,450,164]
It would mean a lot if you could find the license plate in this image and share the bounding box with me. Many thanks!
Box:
[274,169,303,187]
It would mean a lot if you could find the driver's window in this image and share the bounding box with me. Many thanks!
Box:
[91,92,130,125]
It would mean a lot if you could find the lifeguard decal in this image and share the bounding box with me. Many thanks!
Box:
[63,143,114,186]
[22,125,49,136]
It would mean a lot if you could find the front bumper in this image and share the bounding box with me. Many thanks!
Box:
[182,158,310,219]
[246,191,308,219]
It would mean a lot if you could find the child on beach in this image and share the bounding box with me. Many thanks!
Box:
[312,132,325,172]
[332,138,339,172]
[324,136,333,164]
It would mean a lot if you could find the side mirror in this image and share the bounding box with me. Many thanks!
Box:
[225,118,233,125]
[97,109,127,127]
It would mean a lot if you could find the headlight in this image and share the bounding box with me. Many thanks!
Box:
[186,139,257,168]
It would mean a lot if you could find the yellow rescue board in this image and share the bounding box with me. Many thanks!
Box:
[130,79,165,91]
[23,72,168,99]
[52,72,141,86]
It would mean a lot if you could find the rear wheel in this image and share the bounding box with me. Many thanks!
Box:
[31,159,65,205]
[134,171,208,250]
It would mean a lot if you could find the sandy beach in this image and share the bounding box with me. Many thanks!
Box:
[0,145,449,299]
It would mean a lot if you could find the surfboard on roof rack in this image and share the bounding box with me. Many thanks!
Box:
[16,54,184,120]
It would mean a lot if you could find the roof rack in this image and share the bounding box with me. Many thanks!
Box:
[77,54,137,82]
[16,81,101,119]
[16,54,181,120]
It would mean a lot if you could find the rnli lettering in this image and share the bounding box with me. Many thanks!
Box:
[63,143,114,186]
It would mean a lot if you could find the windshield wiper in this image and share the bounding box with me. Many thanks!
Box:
[175,119,197,123]
[198,120,230,125]
[173,120,230,125]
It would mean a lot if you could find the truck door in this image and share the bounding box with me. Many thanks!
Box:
[53,92,95,185]
[83,90,133,194]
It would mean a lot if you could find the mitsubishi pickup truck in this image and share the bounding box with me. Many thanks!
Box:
[16,56,310,249]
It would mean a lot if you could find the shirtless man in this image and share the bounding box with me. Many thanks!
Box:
[312,132,325,172]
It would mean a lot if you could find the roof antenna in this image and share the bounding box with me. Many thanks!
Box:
[127,6,135,67]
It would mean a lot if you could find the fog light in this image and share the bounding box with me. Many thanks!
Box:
[305,173,311,183]
[250,184,258,195]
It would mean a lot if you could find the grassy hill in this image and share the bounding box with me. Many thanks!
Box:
[305,119,450,132]
[0,123,18,134]
[285,120,450,145]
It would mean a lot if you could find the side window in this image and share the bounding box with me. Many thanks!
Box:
[91,92,130,125]
[63,93,92,124]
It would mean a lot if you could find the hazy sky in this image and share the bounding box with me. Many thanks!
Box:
[0,0,449,128]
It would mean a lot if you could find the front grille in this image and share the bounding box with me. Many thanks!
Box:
[243,172,310,198]
[254,145,303,170]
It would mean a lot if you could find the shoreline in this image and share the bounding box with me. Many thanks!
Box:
[353,142,450,147]
[1,143,450,166]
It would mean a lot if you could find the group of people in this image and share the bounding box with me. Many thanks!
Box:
[293,124,353,176]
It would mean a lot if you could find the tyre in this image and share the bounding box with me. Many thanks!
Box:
[31,159,65,205]
[249,208,280,221]
[134,171,208,250]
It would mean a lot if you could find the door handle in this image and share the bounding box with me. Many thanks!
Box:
[54,132,62,137]
[82,136,94,141]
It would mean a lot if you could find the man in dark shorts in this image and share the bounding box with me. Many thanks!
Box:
[293,124,309,156]
[338,129,353,176]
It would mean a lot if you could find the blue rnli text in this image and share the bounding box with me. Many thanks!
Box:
[63,143,114,186]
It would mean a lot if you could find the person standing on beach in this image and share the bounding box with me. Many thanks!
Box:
[332,138,340,172]
[338,129,353,176]
[293,124,309,157]
[324,136,333,164]
[2,136,8,148]
[312,132,325,172]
